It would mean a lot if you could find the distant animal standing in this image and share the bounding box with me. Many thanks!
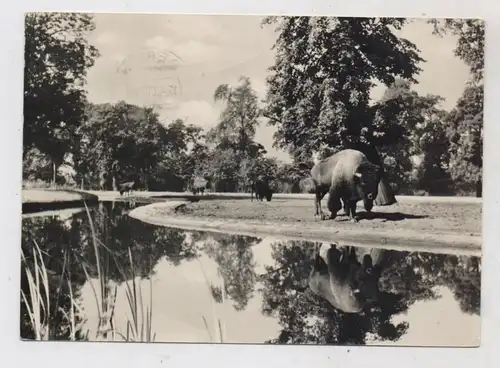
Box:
[118,181,135,196]
[306,244,383,313]
[299,149,382,223]
[251,175,273,202]
[191,176,209,195]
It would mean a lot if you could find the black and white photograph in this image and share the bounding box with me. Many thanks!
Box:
[21,13,483,346]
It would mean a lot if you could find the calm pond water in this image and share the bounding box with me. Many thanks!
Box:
[20,201,481,346]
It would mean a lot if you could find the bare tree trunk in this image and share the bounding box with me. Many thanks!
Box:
[476,179,482,198]
[112,175,117,192]
[52,162,56,187]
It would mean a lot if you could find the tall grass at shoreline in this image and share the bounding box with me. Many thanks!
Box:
[20,202,156,342]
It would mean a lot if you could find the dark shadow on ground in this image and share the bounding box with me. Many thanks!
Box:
[331,211,427,222]
[357,211,428,222]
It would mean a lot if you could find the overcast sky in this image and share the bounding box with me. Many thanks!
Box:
[85,14,471,162]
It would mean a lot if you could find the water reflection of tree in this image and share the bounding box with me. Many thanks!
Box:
[203,234,261,311]
[382,251,481,315]
[440,255,481,315]
[20,202,200,340]
[73,202,198,281]
[260,240,481,345]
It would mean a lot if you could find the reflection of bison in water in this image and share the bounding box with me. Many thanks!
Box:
[251,175,273,202]
[306,244,384,313]
[299,149,383,222]
[119,181,135,196]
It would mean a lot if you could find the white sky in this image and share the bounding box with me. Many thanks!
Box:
[84,14,471,163]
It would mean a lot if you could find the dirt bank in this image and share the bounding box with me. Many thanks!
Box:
[22,189,99,214]
[129,200,482,256]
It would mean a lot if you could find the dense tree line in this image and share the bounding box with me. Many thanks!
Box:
[23,14,483,196]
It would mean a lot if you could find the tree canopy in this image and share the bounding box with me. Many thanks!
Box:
[261,17,424,160]
[24,13,99,172]
[428,19,485,196]
[23,16,484,197]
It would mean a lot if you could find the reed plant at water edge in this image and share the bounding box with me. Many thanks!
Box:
[20,201,156,341]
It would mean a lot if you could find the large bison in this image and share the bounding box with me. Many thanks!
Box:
[306,244,383,313]
[251,175,273,202]
[299,149,382,223]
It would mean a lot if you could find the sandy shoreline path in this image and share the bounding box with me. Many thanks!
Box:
[129,199,482,257]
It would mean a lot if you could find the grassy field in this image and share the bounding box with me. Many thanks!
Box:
[174,199,482,236]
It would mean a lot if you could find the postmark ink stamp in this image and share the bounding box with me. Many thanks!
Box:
[117,47,184,111]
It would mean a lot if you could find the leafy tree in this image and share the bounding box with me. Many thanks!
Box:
[375,79,450,194]
[239,155,279,189]
[429,19,484,84]
[414,109,452,195]
[200,148,243,192]
[78,102,167,190]
[209,77,261,155]
[445,84,483,196]
[429,19,484,197]
[22,147,56,183]
[152,119,205,191]
[24,13,99,181]
[261,17,424,160]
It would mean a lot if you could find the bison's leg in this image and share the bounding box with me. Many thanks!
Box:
[342,198,350,216]
[347,200,359,223]
[363,198,374,212]
[314,189,324,220]
[326,190,342,220]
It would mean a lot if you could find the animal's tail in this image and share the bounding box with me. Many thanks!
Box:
[374,175,397,206]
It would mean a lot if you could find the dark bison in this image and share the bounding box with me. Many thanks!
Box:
[118,181,135,196]
[306,244,383,313]
[251,175,273,202]
[299,149,382,222]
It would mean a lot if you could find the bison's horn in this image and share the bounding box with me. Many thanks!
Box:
[354,172,362,178]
